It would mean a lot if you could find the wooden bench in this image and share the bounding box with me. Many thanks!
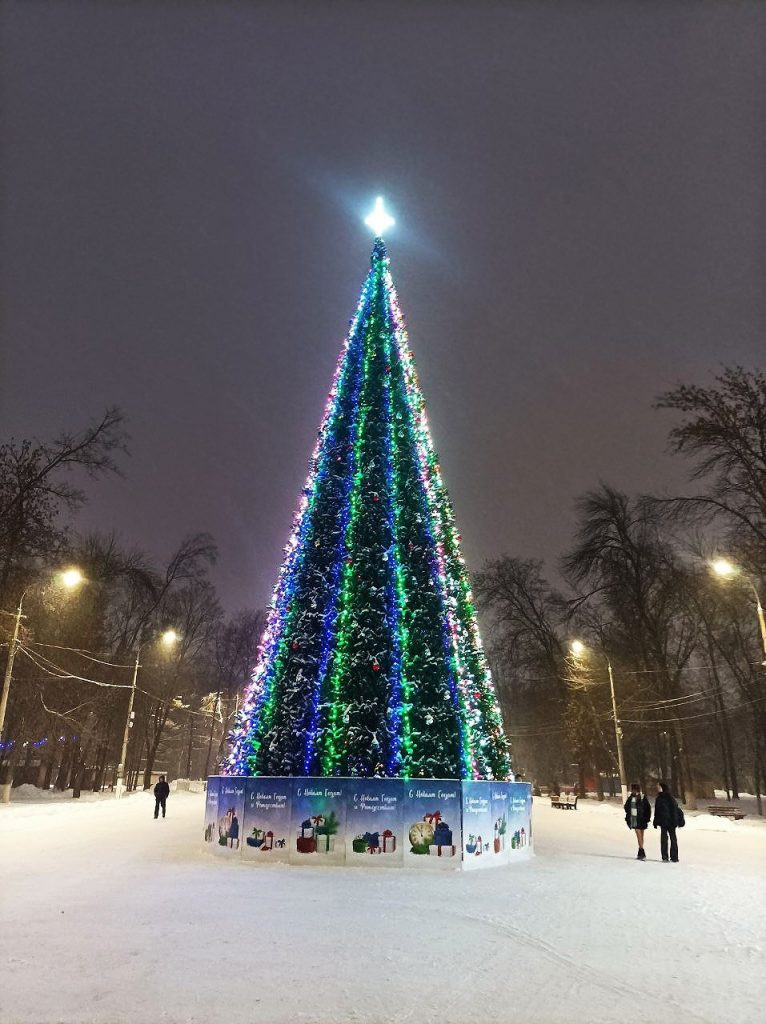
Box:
[551,793,578,810]
[708,805,746,820]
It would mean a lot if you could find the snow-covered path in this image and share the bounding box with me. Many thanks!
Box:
[1,791,764,1024]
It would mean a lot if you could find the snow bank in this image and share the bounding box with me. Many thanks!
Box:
[9,783,121,802]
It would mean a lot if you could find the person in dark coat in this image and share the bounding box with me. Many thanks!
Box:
[228,812,240,850]
[653,781,681,862]
[154,775,170,819]
[624,782,651,860]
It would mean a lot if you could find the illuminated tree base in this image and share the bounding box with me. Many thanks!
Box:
[205,775,532,870]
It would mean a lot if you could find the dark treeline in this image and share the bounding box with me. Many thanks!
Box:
[477,367,766,811]
[3,368,764,808]
[0,409,263,795]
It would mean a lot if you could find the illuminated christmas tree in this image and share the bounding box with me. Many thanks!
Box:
[227,201,511,780]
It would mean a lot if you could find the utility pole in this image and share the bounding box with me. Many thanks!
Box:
[115,643,140,798]
[0,600,25,804]
[607,659,628,802]
[204,688,220,779]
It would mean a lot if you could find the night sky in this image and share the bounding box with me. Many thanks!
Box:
[2,2,763,611]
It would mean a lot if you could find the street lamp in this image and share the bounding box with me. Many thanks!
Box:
[570,639,586,659]
[710,558,766,665]
[115,626,179,798]
[0,569,84,802]
[570,640,628,802]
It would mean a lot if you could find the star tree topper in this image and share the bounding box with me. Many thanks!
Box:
[364,196,395,238]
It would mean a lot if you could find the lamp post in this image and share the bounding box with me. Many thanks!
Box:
[115,627,178,797]
[710,559,766,664]
[570,640,628,802]
[0,569,84,802]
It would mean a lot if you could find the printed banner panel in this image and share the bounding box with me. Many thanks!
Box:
[461,780,498,870]
[508,782,532,856]
[289,779,348,864]
[490,782,511,865]
[205,778,532,869]
[215,777,246,855]
[402,780,462,868]
[242,777,292,862]
[203,776,220,846]
[345,778,404,866]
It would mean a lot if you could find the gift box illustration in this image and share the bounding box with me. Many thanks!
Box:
[409,811,456,856]
[380,829,396,853]
[493,815,507,854]
[465,833,483,856]
[299,818,315,839]
[298,811,339,854]
[247,827,277,851]
[353,828,397,854]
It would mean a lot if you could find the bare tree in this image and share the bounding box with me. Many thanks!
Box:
[0,408,128,604]
[564,486,700,805]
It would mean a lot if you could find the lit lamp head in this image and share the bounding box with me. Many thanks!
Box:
[161,629,179,648]
[570,640,587,658]
[364,196,395,238]
[711,558,737,580]
[60,568,84,590]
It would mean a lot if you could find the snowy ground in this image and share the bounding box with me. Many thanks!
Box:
[1,791,764,1024]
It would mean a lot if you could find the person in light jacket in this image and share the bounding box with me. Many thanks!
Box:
[624,782,651,860]
[653,781,681,862]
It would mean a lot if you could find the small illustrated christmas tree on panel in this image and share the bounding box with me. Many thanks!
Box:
[227,200,511,780]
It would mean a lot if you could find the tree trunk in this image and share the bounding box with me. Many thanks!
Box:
[672,721,697,809]
[55,738,73,790]
[577,761,586,798]
[713,709,731,799]
[142,704,170,789]
[185,713,194,779]
[707,646,739,798]
[594,759,604,801]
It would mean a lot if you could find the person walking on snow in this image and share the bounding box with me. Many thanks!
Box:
[154,775,170,819]
[624,782,651,860]
[653,781,683,862]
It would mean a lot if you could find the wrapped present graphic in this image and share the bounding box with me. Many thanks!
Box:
[429,843,456,858]
[433,821,453,847]
[364,831,380,854]
[352,835,368,854]
[300,818,314,839]
[381,829,397,853]
[314,810,339,853]
[261,830,274,851]
[423,811,442,828]
[297,835,317,854]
